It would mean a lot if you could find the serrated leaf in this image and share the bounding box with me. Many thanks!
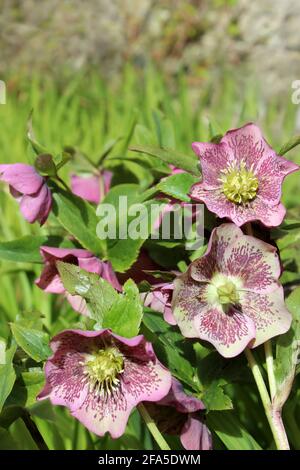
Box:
[57,261,119,325]
[130,145,201,176]
[103,279,143,337]
[51,186,105,257]
[157,173,199,202]
[10,324,51,362]
[274,287,300,408]
[202,380,233,411]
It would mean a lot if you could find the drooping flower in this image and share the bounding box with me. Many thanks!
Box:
[35,246,121,316]
[172,223,292,358]
[38,329,172,438]
[0,163,52,225]
[142,282,176,326]
[145,378,212,450]
[71,170,112,204]
[190,123,299,227]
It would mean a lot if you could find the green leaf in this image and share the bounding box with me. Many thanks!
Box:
[156,173,199,202]
[0,427,19,450]
[130,145,201,176]
[99,184,162,272]
[274,287,300,408]
[207,411,262,450]
[202,380,233,411]
[0,365,16,413]
[10,324,52,362]
[57,261,119,325]
[278,135,300,156]
[103,279,143,337]
[0,235,71,264]
[51,186,105,257]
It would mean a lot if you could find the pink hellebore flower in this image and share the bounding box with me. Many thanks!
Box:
[71,170,112,204]
[190,123,299,227]
[35,247,121,316]
[0,163,52,225]
[142,282,177,326]
[38,329,172,438]
[145,378,212,450]
[172,223,292,358]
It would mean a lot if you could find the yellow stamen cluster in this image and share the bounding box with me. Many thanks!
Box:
[83,346,124,396]
[219,161,259,204]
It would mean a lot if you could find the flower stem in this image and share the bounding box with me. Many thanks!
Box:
[264,340,277,400]
[138,403,171,450]
[244,348,290,450]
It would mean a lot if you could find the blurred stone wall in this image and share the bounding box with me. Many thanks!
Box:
[0,0,299,97]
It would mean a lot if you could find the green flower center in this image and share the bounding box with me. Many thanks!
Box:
[205,273,241,311]
[219,161,259,204]
[216,280,239,306]
[83,346,124,396]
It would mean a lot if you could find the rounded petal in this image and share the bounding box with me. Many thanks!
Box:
[240,287,292,348]
[223,231,281,293]
[0,163,44,194]
[71,174,101,204]
[191,142,232,188]
[19,183,52,225]
[190,223,243,282]
[193,306,256,358]
[172,274,206,338]
[40,246,93,261]
[180,414,212,451]
[35,265,65,294]
[158,378,204,413]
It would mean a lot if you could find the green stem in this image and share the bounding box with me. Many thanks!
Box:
[245,348,290,450]
[264,340,277,400]
[138,404,171,450]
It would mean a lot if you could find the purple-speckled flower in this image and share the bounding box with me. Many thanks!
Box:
[190,123,299,227]
[172,223,291,358]
[71,170,112,204]
[35,247,121,316]
[0,163,52,225]
[142,282,176,326]
[145,378,212,450]
[38,329,172,438]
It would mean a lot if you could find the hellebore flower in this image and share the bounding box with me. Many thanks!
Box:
[190,123,299,227]
[172,223,291,358]
[145,378,212,450]
[71,170,112,204]
[142,282,176,326]
[38,329,172,438]
[0,163,52,225]
[35,247,121,315]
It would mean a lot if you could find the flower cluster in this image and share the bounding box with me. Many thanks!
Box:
[1,121,299,451]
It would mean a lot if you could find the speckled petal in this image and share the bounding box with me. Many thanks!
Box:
[38,330,172,439]
[220,123,272,170]
[190,224,243,282]
[193,305,256,358]
[240,287,292,347]
[223,232,281,293]
[191,142,233,188]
